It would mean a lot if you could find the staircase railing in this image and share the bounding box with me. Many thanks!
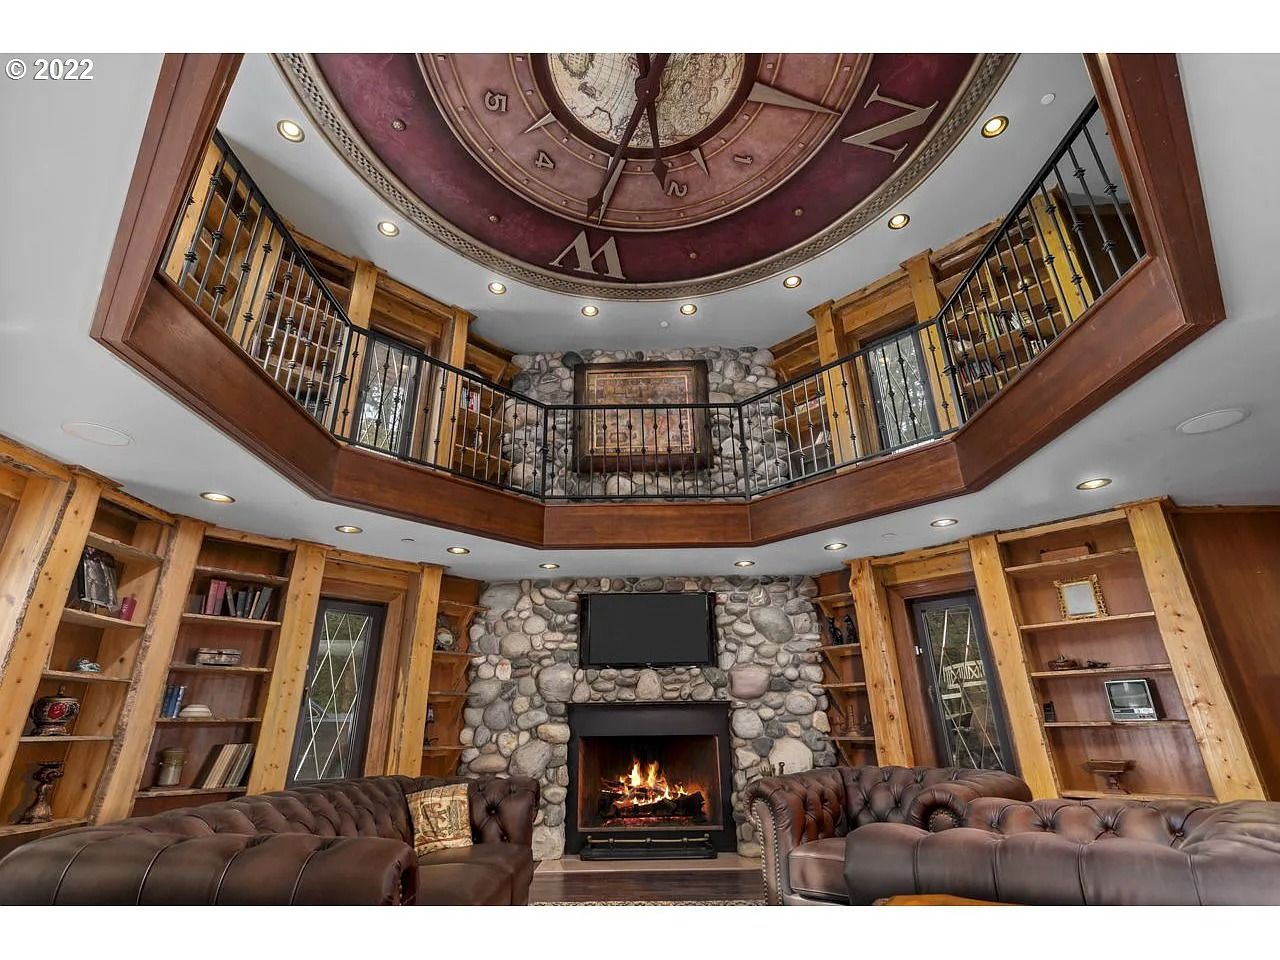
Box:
[158,99,1142,502]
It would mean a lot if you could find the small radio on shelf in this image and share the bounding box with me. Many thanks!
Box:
[1105,678,1160,721]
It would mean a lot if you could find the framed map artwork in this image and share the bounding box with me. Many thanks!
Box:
[572,360,711,471]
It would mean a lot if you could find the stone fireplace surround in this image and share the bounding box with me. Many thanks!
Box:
[459,575,836,860]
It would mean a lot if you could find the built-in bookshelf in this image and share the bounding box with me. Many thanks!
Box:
[995,509,1216,801]
[421,576,483,778]
[131,531,295,814]
[1,492,171,835]
[453,382,512,485]
[812,570,877,766]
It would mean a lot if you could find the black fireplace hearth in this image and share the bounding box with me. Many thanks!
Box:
[567,702,734,859]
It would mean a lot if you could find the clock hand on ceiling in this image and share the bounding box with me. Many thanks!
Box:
[586,53,671,222]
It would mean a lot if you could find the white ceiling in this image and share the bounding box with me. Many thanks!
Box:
[216,53,1095,353]
[1,53,1277,584]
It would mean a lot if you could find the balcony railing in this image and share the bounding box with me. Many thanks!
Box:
[158,100,1141,503]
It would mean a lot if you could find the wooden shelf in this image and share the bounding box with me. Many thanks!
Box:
[0,818,88,838]
[135,786,248,799]
[180,613,282,629]
[431,651,473,663]
[60,607,145,632]
[19,735,113,743]
[1004,547,1139,577]
[155,717,263,725]
[423,746,466,754]
[813,591,853,605]
[819,644,862,660]
[1019,611,1156,633]
[453,446,511,476]
[167,663,272,675]
[428,690,469,699]
[1030,662,1172,679]
[830,736,876,744]
[439,600,484,615]
[41,669,131,685]
[1061,789,1215,804]
[822,682,868,692]
[84,531,163,569]
[1043,719,1188,729]
[193,565,289,586]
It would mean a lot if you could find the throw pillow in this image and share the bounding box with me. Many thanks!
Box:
[405,783,473,857]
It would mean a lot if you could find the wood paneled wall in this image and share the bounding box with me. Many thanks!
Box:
[1173,508,1280,798]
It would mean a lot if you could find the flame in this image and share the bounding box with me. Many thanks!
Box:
[601,757,703,818]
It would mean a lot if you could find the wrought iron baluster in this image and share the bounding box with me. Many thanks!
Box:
[1081,121,1143,263]
[1037,182,1092,313]
[1066,140,1123,285]
[193,161,242,307]
[1049,162,1103,298]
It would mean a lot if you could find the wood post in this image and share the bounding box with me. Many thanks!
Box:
[849,559,914,766]
[902,251,960,431]
[428,308,473,470]
[968,534,1058,796]
[1030,191,1094,320]
[247,541,327,793]
[96,517,204,821]
[1125,500,1264,800]
[333,258,378,439]
[386,564,444,775]
[810,302,861,463]
[161,142,221,285]
[0,475,102,792]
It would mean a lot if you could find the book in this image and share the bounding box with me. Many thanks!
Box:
[200,743,236,789]
[160,683,187,718]
[226,743,255,787]
[250,587,273,621]
[204,579,228,616]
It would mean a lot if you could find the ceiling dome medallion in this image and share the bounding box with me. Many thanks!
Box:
[278,53,1013,299]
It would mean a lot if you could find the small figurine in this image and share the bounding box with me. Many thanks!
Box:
[1086,659,1111,669]
[72,657,102,673]
[825,616,843,645]
[842,614,858,644]
[1048,654,1081,671]
[435,627,455,651]
[17,762,65,824]
[1043,700,1057,723]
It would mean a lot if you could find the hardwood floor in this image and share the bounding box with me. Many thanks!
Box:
[529,854,766,904]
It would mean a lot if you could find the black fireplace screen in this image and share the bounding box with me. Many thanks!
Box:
[578,734,721,830]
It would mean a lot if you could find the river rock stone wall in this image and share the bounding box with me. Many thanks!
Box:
[501,346,787,498]
[457,575,837,860]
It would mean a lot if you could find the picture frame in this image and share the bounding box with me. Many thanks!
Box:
[1054,574,1106,620]
[73,547,119,613]
[572,360,711,471]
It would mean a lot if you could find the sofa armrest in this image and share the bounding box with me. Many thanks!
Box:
[905,770,1032,831]
[0,829,418,905]
[744,769,848,904]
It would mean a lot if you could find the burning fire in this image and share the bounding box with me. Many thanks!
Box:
[599,757,707,823]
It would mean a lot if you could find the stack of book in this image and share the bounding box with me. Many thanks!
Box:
[159,683,187,718]
[202,580,275,620]
[200,742,255,790]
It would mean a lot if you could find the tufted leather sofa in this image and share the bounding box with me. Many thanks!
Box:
[843,795,1280,905]
[0,774,538,905]
[744,765,1032,904]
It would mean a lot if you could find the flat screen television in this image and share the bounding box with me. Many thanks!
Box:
[580,593,716,668]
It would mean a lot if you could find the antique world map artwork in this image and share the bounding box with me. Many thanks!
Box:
[279,53,1013,297]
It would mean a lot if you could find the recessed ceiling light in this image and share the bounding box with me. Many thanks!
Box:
[400,537,416,543]
[1076,477,1113,491]
[782,275,802,289]
[981,115,1009,138]
[199,491,235,504]
[880,532,898,540]
[446,546,470,555]
[823,542,848,552]
[488,281,507,295]
[60,420,133,446]
[930,518,958,528]
[335,525,363,534]
[376,220,399,237]
[659,320,670,328]
[887,213,910,230]
[1176,408,1249,435]
[581,305,599,317]
[276,119,305,143]
[1040,92,1057,106]
[733,559,755,567]
[679,303,698,316]
[538,562,560,570]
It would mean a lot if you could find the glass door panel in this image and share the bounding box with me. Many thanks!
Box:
[289,599,384,784]
[910,593,1014,772]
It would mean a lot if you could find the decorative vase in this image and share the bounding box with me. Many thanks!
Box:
[30,686,80,736]
[16,762,65,824]
[435,627,455,651]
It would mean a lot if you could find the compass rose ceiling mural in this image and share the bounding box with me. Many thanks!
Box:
[278,53,1013,299]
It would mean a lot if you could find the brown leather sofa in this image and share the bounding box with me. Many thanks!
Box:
[0,774,538,905]
[744,765,1032,904]
[843,795,1280,905]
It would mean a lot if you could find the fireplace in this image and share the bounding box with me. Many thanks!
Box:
[567,702,733,859]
